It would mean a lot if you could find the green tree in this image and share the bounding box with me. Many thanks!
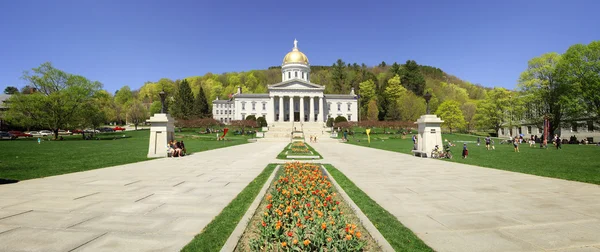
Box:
[194,86,210,118]
[401,60,426,96]
[461,102,477,132]
[6,62,101,139]
[473,88,511,133]
[559,41,600,119]
[358,79,376,105]
[79,95,107,134]
[256,116,267,127]
[326,117,334,127]
[4,86,18,94]
[127,99,147,130]
[172,79,195,119]
[385,101,402,121]
[366,99,379,121]
[330,59,346,93]
[436,100,466,133]
[114,86,133,105]
[384,75,407,102]
[149,101,162,116]
[245,115,257,121]
[398,92,426,121]
[518,53,575,135]
[334,115,347,124]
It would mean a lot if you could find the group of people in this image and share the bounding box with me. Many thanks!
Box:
[309,135,318,143]
[168,140,186,157]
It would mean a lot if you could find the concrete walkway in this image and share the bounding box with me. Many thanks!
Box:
[0,142,286,252]
[312,142,600,252]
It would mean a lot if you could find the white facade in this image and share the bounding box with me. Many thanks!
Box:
[212,98,235,124]
[212,40,358,124]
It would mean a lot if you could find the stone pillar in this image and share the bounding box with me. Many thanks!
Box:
[289,96,294,122]
[269,96,275,123]
[318,97,324,122]
[415,114,444,158]
[299,96,305,122]
[279,96,284,122]
[147,113,175,158]
[309,96,315,122]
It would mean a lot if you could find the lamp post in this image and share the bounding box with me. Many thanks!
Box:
[159,91,167,114]
[509,94,512,136]
[424,92,432,114]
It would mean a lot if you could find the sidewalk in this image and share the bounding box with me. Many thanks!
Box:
[0,142,286,252]
[311,142,600,252]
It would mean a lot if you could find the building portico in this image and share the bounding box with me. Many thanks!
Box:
[212,40,357,125]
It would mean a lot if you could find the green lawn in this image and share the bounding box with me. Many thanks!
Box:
[0,129,251,181]
[181,164,277,252]
[344,131,600,185]
[324,164,433,252]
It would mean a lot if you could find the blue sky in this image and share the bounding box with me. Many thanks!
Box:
[1,0,598,93]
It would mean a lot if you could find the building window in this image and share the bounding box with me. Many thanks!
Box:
[538,127,542,134]
[288,72,290,79]
[302,72,305,79]
[241,113,246,119]
[295,72,298,78]
[348,115,352,121]
[347,103,351,111]
[307,73,309,80]
[588,121,594,132]
[252,102,256,111]
[572,123,578,132]
[518,127,522,135]
[501,128,505,135]
[337,103,341,111]
[242,102,245,110]
[527,126,532,134]
[262,103,266,110]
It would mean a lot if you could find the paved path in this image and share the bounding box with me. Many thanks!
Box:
[312,142,600,252]
[0,142,286,252]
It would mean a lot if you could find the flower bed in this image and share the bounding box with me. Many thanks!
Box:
[235,162,379,251]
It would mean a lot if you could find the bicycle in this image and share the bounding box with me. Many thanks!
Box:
[431,146,441,158]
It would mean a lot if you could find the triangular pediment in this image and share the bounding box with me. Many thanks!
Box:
[268,79,324,90]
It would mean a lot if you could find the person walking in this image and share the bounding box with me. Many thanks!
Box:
[37,137,41,144]
[485,136,491,150]
[477,137,481,146]
[513,137,520,152]
[556,135,562,150]
[462,143,468,159]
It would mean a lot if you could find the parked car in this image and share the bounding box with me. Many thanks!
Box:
[26,131,42,137]
[72,129,84,134]
[113,126,126,131]
[97,127,114,132]
[39,130,52,136]
[58,130,72,135]
[8,131,32,138]
[0,131,16,140]
[84,129,100,133]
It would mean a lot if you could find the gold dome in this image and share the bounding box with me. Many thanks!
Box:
[283,39,309,64]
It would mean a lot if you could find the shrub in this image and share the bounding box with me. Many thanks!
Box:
[257,116,267,127]
[326,118,334,127]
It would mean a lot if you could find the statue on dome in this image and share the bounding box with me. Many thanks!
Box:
[294,39,298,48]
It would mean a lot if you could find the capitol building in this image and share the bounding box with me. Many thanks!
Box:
[212,40,358,125]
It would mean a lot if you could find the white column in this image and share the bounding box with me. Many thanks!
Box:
[269,96,274,123]
[309,96,315,122]
[289,96,294,122]
[318,96,324,122]
[299,96,305,122]
[279,96,284,122]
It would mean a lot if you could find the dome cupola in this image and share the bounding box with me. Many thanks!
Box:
[281,39,311,82]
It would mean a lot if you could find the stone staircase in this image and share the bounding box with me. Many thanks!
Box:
[257,122,334,142]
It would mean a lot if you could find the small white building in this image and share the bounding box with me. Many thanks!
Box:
[212,40,358,124]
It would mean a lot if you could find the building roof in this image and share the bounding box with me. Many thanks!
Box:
[213,99,233,104]
[235,93,270,98]
[324,94,357,99]
[0,94,11,109]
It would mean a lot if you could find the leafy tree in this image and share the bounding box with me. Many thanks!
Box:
[4,86,18,94]
[245,115,257,121]
[326,117,334,127]
[385,101,402,121]
[473,88,511,133]
[334,115,347,125]
[6,62,101,139]
[461,102,477,132]
[366,99,379,121]
[149,101,162,116]
[194,86,210,118]
[398,92,426,121]
[384,75,407,102]
[79,96,107,135]
[330,59,346,93]
[518,53,575,135]
[358,79,376,105]
[172,79,195,119]
[20,85,36,94]
[256,116,267,127]
[389,62,402,77]
[559,41,600,120]
[114,86,133,105]
[127,99,147,130]
[401,60,426,96]
[436,100,466,133]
